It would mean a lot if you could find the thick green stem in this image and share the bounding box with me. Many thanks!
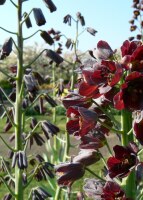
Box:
[121,109,136,199]
[54,186,61,200]
[14,1,24,199]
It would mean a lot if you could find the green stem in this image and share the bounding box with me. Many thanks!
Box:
[121,109,136,199]
[105,141,113,156]
[1,157,14,180]
[23,29,42,40]
[85,167,106,182]
[0,67,15,79]
[24,49,47,68]
[0,176,16,197]
[0,135,15,152]
[10,0,18,8]
[98,119,123,134]
[54,186,62,200]
[0,26,17,35]
[14,1,24,199]
[0,87,14,105]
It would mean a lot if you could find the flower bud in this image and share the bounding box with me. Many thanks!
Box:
[45,49,63,64]
[63,14,72,26]
[87,27,97,36]
[40,31,54,45]
[73,149,100,166]
[76,12,85,26]
[0,37,13,59]
[43,0,57,12]
[33,8,46,26]
[65,38,72,49]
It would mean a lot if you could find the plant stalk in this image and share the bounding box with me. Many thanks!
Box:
[121,109,136,199]
[14,1,24,199]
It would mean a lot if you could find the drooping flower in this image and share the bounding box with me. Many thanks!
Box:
[73,149,100,166]
[40,31,54,45]
[55,162,85,187]
[76,12,85,26]
[62,93,92,109]
[107,142,139,178]
[66,106,98,137]
[12,151,28,170]
[79,60,122,98]
[33,8,46,26]
[120,40,143,72]
[41,120,60,140]
[63,14,72,26]
[80,131,106,150]
[42,0,57,13]
[93,40,114,60]
[0,37,13,59]
[87,27,97,36]
[45,49,63,65]
[114,71,143,111]
[102,181,129,200]
[31,187,51,199]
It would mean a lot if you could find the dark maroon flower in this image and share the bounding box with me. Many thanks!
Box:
[66,106,98,137]
[107,142,139,178]
[133,111,143,145]
[120,40,140,57]
[40,31,54,45]
[130,45,143,71]
[65,38,72,49]
[76,12,85,26]
[80,131,106,150]
[43,0,57,13]
[55,162,85,187]
[102,181,128,200]
[63,14,72,26]
[114,71,143,111]
[120,40,143,71]
[79,81,101,98]
[33,8,46,26]
[62,93,92,109]
[73,149,100,166]
[79,61,122,98]
[93,40,114,60]
[0,37,13,59]
[45,49,63,65]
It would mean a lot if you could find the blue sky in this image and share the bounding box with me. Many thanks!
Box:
[0,0,133,52]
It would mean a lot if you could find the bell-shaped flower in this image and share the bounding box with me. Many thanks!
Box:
[107,142,139,178]
[66,106,98,137]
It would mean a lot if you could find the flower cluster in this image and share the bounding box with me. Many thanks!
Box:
[54,39,143,199]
